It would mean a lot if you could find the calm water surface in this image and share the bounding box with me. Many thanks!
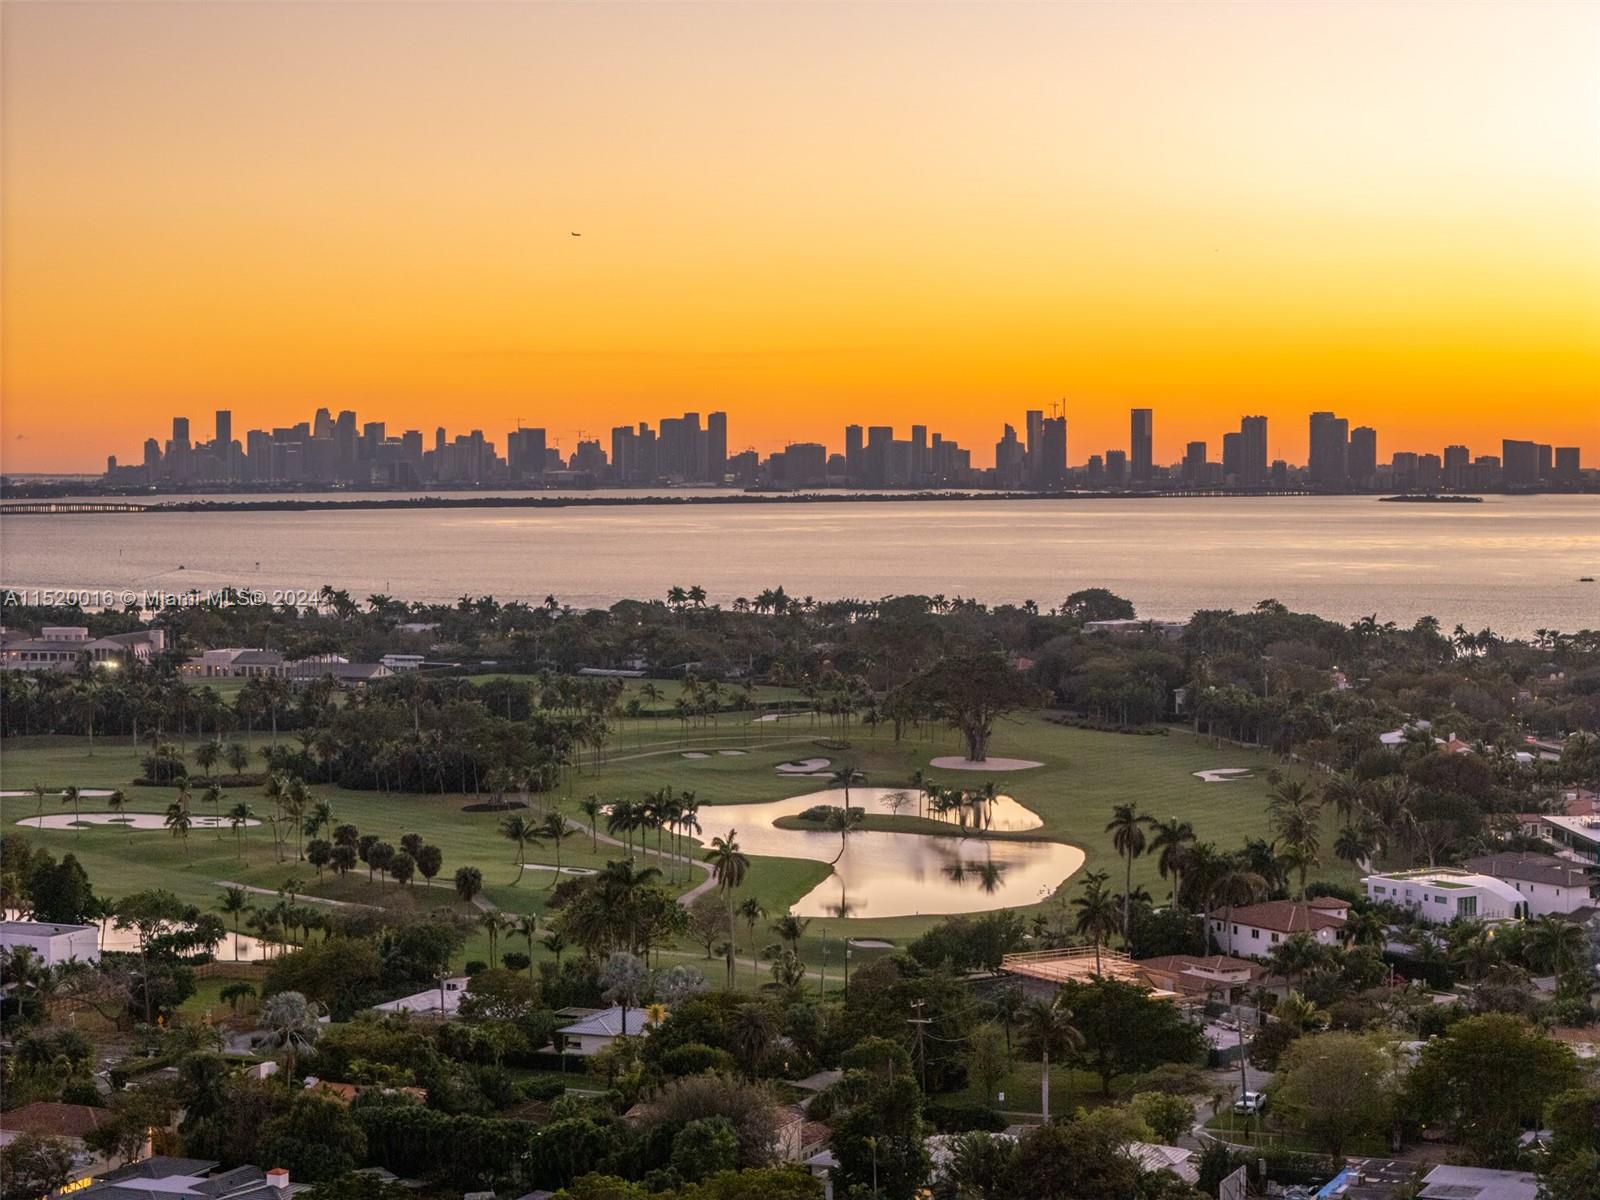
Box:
[2,495,1596,636]
[700,786,1084,919]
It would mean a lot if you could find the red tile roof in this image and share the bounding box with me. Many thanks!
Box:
[1207,901,1346,934]
[0,1102,107,1140]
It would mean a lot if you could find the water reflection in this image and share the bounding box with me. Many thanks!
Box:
[701,787,1083,919]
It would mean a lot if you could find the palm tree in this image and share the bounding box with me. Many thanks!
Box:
[454,865,484,905]
[31,783,48,828]
[737,897,767,981]
[830,765,866,812]
[1017,997,1083,1120]
[259,990,323,1084]
[639,683,664,734]
[61,785,82,835]
[607,800,639,857]
[228,801,256,858]
[1070,871,1119,975]
[541,930,568,969]
[106,790,131,840]
[579,795,604,851]
[1211,865,1269,956]
[1106,803,1156,940]
[281,779,311,861]
[218,887,252,961]
[704,831,750,987]
[1526,914,1586,977]
[537,813,574,887]
[771,913,810,954]
[1334,824,1375,872]
[515,914,540,980]
[501,813,539,885]
[1151,817,1196,910]
[203,783,225,840]
[824,805,864,864]
[165,801,194,860]
[479,910,505,964]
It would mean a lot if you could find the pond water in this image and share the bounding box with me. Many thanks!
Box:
[699,786,1083,919]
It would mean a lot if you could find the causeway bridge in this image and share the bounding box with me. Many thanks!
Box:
[0,500,150,515]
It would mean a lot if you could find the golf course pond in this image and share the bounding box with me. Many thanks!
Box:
[700,786,1084,919]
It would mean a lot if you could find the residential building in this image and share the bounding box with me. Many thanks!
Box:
[1130,408,1153,483]
[1206,899,1347,957]
[1238,415,1268,485]
[1362,867,1527,923]
[555,1005,653,1055]
[184,648,288,678]
[1308,411,1349,487]
[374,976,469,1017]
[1,626,165,673]
[1135,954,1265,1003]
[1462,852,1598,917]
[1418,1165,1538,1200]
[73,1158,306,1200]
[0,920,101,965]
[1540,814,1600,865]
[0,1102,112,1187]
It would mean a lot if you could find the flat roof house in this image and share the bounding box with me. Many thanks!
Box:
[1207,899,1347,958]
[1364,868,1527,924]
[1136,954,1267,1003]
[373,976,469,1017]
[0,919,101,965]
[1462,852,1598,918]
[1541,814,1600,866]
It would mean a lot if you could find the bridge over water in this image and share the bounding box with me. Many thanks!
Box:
[0,500,150,515]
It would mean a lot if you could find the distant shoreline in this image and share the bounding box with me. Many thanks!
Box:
[7,487,1584,516]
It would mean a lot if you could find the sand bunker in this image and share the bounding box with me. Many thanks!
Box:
[15,813,261,831]
[2,788,116,799]
[848,939,895,949]
[929,756,1042,772]
[1193,768,1254,783]
[717,750,747,756]
[681,751,710,759]
[777,758,832,774]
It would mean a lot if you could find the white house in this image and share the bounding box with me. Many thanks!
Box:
[1206,900,1347,958]
[0,920,101,965]
[1463,853,1598,917]
[555,1005,652,1055]
[1363,868,1528,924]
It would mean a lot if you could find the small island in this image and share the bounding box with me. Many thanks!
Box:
[1378,494,1485,503]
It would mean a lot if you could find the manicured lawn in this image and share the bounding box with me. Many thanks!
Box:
[1,711,1352,979]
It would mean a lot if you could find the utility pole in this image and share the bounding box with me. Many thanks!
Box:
[909,999,931,1094]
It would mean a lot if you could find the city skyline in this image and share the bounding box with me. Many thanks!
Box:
[105,399,1584,493]
[4,1,1599,473]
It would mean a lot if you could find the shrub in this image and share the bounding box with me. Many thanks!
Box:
[923,1102,1005,1134]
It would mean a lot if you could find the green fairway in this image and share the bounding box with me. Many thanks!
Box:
[0,712,1353,976]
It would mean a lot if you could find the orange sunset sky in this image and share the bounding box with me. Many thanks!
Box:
[3,1,1597,473]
